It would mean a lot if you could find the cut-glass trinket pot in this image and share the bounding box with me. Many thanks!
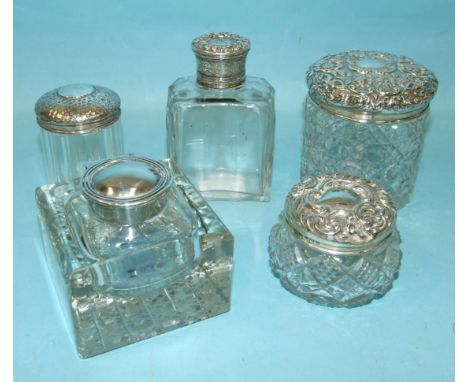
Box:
[36,156,233,358]
[301,51,438,208]
[269,174,402,308]
[35,83,124,184]
[167,32,275,201]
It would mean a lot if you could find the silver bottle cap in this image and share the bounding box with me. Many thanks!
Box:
[35,84,121,134]
[192,32,250,88]
[306,50,438,123]
[283,174,396,255]
[81,156,172,225]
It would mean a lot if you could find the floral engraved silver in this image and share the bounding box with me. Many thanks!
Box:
[306,50,438,113]
[35,84,121,133]
[285,174,396,247]
[192,32,250,57]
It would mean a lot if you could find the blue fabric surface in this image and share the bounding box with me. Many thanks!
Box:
[14,0,454,380]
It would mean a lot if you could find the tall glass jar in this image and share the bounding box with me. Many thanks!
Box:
[269,174,402,308]
[167,32,275,201]
[301,51,438,208]
[35,84,124,184]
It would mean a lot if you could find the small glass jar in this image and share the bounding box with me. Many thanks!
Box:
[301,51,438,208]
[36,156,233,358]
[35,83,124,184]
[167,32,275,201]
[268,174,402,308]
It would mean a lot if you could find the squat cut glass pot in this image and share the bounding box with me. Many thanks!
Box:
[269,174,402,308]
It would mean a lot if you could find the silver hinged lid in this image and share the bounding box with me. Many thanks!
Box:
[306,50,438,123]
[35,84,121,134]
[283,174,396,255]
[192,32,250,88]
[81,157,172,224]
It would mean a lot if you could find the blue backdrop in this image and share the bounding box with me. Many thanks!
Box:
[14,0,454,381]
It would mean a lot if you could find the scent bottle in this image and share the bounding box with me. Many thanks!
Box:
[167,32,275,201]
[36,156,233,358]
[301,51,438,208]
[269,174,401,308]
[35,83,124,184]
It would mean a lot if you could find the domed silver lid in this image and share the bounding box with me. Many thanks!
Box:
[35,84,121,134]
[283,174,396,255]
[81,157,172,224]
[192,32,250,88]
[306,50,438,123]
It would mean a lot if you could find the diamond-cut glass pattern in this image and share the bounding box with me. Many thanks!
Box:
[301,97,429,208]
[269,223,401,308]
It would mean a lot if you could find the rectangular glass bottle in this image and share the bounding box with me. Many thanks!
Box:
[167,32,275,201]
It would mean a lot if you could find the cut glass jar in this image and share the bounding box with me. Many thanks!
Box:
[269,174,402,308]
[301,51,438,208]
[36,156,233,358]
[167,32,275,201]
[35,83,124,184]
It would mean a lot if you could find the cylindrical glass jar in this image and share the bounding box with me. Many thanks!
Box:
[268,174,402,308]
[35,83,124,184]
[301,51,438,208]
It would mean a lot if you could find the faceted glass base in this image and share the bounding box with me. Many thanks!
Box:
[268,223,401,308]
[36,160,233,358]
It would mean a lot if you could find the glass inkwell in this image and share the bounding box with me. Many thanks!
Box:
[36,156,234,357]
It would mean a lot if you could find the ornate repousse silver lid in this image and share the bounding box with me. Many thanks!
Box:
[192,32,250,88]
[283,174,396,255]
[35,84,121,134]
[306,50,438,123]
[81,157,172,224]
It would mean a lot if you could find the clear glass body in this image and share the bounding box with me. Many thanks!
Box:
[301,96,430,208]
[167,76,275,201]
[268,221,402,308]
[36,160,233,358]
[40,121,124,184]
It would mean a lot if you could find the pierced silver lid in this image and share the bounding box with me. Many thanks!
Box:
[306,50,438,123]
[192,32,250,88]
[283,174,396,255]
[35,84,121,134]
[81,157,172,224]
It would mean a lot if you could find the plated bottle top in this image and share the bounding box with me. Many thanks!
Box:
[192,32,250,58]
[282,174,396,255]
[192,32,250,88]
[35,84,121,134]
[306,50,438,122]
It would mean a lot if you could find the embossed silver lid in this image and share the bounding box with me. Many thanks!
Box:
[306,50,438,123]
[283,174,396,255]
[81,156,172,224]
[192,32,250,88]
[35,84,121,134]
